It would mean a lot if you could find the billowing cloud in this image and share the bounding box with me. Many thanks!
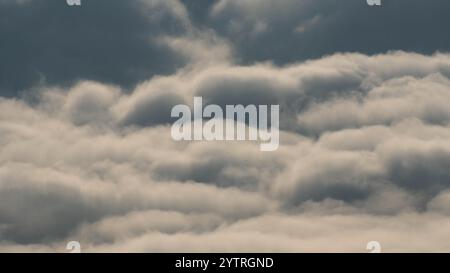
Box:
[209,0,450,64]
[0,0,196,96]
[2,0,450,253]
[1,50,450,252]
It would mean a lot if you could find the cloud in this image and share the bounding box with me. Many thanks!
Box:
[208,0,450,64]
[2,50,450,251]
[5,0,450,97]
[6,213,450,253]
[0,0,195,96]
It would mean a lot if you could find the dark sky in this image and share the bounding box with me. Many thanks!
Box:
[2,0,450,251]
[1,0,450,96]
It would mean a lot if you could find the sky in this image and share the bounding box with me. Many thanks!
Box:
[1,0,450,252]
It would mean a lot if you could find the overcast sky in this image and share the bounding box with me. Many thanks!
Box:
[1,0,450,252]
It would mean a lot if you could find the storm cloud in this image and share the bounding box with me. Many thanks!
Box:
[0,0,192,96]
[209,0,450,64]
[1,0,450,252]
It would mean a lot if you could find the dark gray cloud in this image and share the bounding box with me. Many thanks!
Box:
[2,0,449,97]
[120,92,185,127]
[183,0,220,25]
[383,141,450,194]
[0,0,189,97]
[209,0,450,65]
[2,0,450,252]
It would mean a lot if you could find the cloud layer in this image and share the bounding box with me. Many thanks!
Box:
[1,0,450,252]
[2,51,450,252]
[209,0,450,64]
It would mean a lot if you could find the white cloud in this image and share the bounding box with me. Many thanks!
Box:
[2,52,450,252]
